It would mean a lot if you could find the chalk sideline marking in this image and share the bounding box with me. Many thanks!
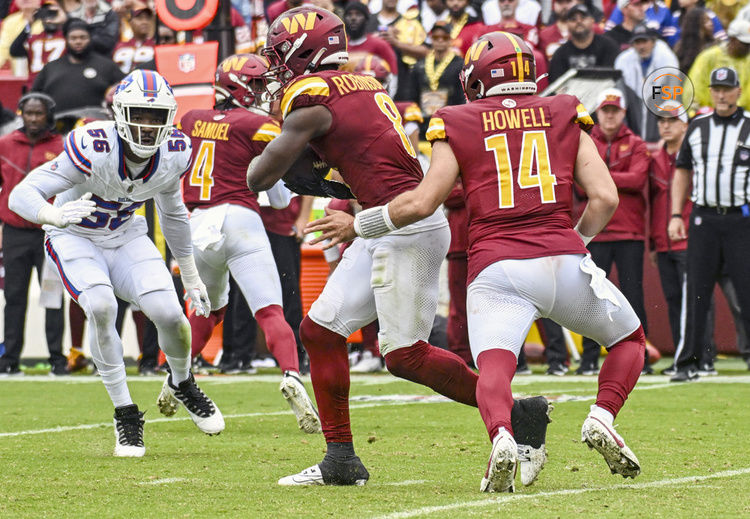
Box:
[371,467,750,519]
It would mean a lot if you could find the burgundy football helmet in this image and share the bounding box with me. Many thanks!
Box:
[263,6,348,89]
[353,54,393,91]
[214,53,273,111]
[460,31,537,101]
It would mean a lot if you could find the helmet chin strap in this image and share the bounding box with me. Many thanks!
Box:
[285,33,307,64]
[306,47,328,73]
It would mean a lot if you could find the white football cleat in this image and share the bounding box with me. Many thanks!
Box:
[280,371,322,434]
[518,443,547,487]
[278,464,326,486]
[581,415,640,478]
[157,372,224,435]
[512,396,553,486]
[350,351,384,373]
[278,456,370,486]
[480,427,517,493]
[113,404,145,458]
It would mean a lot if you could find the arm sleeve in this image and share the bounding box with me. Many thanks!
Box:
[8,151,85,222]
[154,183,193,258]
[9,26,29,58]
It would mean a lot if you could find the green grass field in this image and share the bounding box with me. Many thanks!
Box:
[1,357,750,518]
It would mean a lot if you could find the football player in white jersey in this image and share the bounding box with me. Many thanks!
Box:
[9,70,225,458]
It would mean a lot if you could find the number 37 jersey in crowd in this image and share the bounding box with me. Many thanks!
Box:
[427,94,594,283]
[44,120,192,246]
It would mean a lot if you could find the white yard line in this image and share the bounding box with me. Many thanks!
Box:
[137,477,187,485]
[0,401,444,438]
[382,480,428,486]
[371,468,750,519]
[0,375,744,438]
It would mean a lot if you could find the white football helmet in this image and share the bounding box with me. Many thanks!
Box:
[112,70,177,158]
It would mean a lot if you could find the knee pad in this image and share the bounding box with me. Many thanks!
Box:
[79,286,118,328]
[139,291,185,329]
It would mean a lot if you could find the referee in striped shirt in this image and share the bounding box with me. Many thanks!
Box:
[668,66,750,382]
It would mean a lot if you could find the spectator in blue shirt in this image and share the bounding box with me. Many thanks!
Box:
[605,0,679,46]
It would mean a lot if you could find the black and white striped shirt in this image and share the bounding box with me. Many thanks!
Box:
[676,108,750,208]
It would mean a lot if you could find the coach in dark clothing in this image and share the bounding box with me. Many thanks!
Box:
[548,4,620,83]
[669,66,750,381]
[32,18,124,114]
[0,93,66,376]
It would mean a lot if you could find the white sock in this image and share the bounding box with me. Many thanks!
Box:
[589,404,614,426]
[166,355,190,385]
[98,364,133,408]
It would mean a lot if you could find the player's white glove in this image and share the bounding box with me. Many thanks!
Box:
[37,192,96,228]
[176,255,211,317]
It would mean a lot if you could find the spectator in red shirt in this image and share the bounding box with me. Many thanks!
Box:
[577,88,651,375]
[0,93,66,376]
[344,2,399,88]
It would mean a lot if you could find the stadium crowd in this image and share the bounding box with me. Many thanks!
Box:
[0,0,749,386]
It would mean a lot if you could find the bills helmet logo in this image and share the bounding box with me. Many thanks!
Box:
[178,53,196,73]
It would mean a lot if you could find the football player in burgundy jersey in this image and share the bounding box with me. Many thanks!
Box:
[353,54,423,155]
[180,54,321,434]
[248,7,552,488]
[309,32,646,491]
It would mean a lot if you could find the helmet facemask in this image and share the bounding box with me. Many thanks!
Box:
[262,36,307,92]
[215,73,276,114]
[113,104,175,159]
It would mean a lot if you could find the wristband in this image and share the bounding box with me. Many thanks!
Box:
[574,222,595,246]
[353,204,397,239]
[322,241,342,262]
[670,214,682,219]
